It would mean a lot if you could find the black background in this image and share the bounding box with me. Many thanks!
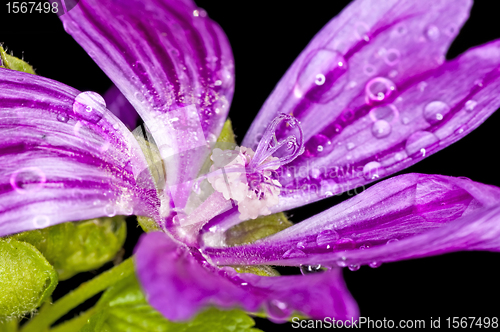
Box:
[1,0,500,330]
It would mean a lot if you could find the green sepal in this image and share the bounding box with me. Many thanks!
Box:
[225,212,292,246]
[77,274,261,332]
[217,119,236,144]
[0,46,35,74]
[0,239,58,319]
[230,265,280,277]
[11,217,126,280]
[137,216,161,233]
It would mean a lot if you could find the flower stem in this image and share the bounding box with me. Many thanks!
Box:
[48,308,96,332]
[20,257,135,332]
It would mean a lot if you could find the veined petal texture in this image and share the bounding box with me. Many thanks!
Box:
[0,69,159,236]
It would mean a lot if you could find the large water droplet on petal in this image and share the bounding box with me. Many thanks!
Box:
[295,49,348,104]
[305,134,333,157]
[104,204,116,217]
[33,215,50,228]
[365,77,396,102]
[316,230,340,249]
[423,101,450,124]
[73,91,106,124]
[405,131,439,156]
[282,249,307,259]
[266,299,291,322]
[371,120,392,138]
[363,161,382,180]
[10,167,46,193]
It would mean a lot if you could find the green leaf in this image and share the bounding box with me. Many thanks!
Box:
[0,46,35,74]
[76,275,261,332]
[11,217,127,280]
[0,239,57,319]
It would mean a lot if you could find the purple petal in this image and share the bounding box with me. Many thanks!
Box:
[103,85,139,130]
[241,0,500,212]
[57,0,234,214]
[0,69,159,236]
[205,174,500,267]
[135,232,358,322]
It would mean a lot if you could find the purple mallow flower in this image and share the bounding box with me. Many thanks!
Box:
[2,0,500,323]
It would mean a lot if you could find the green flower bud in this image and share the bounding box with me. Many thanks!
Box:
[12,217,127,280]
[0,239,57,319]
[0,46,36,74]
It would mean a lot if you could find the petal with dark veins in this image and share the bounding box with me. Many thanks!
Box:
[241,0,500,213]
[55,0,234,217]
[0,69,159,236]
[135,232,358,322]
[204,174,500,267]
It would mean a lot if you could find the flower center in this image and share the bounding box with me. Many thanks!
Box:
[208,113,304,220]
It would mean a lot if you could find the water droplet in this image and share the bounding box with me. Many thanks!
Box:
[369,104,399,123]
[214,80,222,86]
[394,152,406,161]
[282,249,307,259]
[363,64,375,76]
[359,244,370,250]
[348,264,360,271]
[57,113,69,123]
[418,81,428,92]
[296,241,306,249]
[33,215,50,228]
[405,131,439,156]
[423,101,450,124]
[346,142,355,150]
[395,24,407,35]
[266,299,291,321]
[384,48,400,66]
[386,238,399,244]
[337,256,348,267]
[365,77,396,102]
[123,205,134,216]
[134,91,145,103]
[305,134,333,157]
[316,230,340,249]
[369,261,382,268]
[104,204,116,217]
[354,21,370,41]
[363,161,382,180]
[465,100,477,112]
[389,70,398,78]
[454,124,468,135]
[193,9,199,16]
[10,167,46,193]
[371,120,392,138]
[73,91,106,124]
[426,25,440,40]
[295,49,348,104]
[300,264,322,275]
